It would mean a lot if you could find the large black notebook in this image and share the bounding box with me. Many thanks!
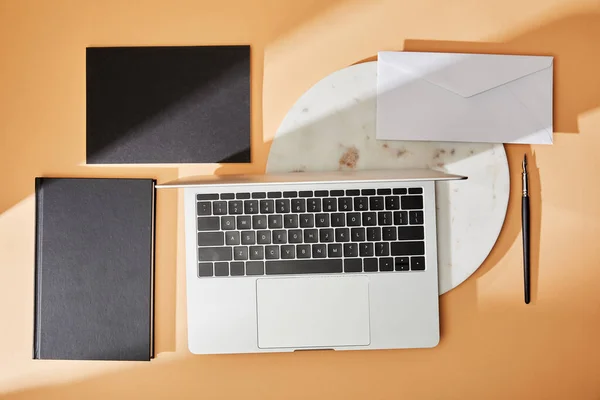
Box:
[86,45,251,164]
[34,178,155,361]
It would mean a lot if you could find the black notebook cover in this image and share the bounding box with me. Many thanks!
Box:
[86,45,251,164]
[34,178,155,361]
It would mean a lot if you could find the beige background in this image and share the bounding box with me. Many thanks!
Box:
[1,0,600,398]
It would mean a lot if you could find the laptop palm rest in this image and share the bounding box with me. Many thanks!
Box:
[256,276,371,349]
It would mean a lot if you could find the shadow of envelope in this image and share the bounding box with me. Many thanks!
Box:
[376,51,553,144]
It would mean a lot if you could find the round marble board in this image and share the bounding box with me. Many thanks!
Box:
[266,61,509,294]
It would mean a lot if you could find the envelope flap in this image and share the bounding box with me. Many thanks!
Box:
[379,52,553,98]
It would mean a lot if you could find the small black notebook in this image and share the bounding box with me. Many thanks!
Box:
[86,45,251,164]
[34,178,155,361]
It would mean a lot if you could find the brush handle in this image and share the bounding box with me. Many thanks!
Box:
[522,196,530,304]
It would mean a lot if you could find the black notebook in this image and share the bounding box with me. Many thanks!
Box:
[86,45,251,164]
[34,178,155,361]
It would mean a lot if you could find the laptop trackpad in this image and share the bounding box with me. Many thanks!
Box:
[256,276,370,349]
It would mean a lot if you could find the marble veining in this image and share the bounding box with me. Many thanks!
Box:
[266,61,509,294]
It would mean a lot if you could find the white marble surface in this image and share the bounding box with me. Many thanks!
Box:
[266,62,510,294]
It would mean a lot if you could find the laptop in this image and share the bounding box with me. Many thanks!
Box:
[157,169,466,354]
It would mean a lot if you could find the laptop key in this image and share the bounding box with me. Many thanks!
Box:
[395,257,410,271]
[385,196,400,210]
[409,187,423,194]
[234,246,248,260]
[260,200,274,214]
[284,214,299,228]
[198,247,232,261]
[391,241,425,256]
[362,212,376,226]
[257,230,271,244]
[359,243,374,257]
[304,229,318,243]
[375,242,389,256]
[331,213,345,227]
[323,198,337,211]
[289,229,303,243]
[351,227,365,242]
[221,193,235,200]
[364,258,378,272]
[398,226,424,240]
[266,259,342,275]
[230,262,245,276]
[380,257,394,271]
[354,197,369,211]
[250,246,264,260]
[228,200,243,215]
[197,232,224,246]
[252,192,266,199]
[296,244,311,258]
[253,215,268,229]
[344,259,362,273]
[268,215,283,229]
[393,188,407,195]
[265,245,280,259]
[214,262,229,276]
[383,227,397,240]
[283,191,297,198]
[300,214,314,228]
[273,230,287,244]
[197,217,220,231]
[197,202,211,216]
[307,198,321,212]
[241,231,256,245]
[335,228,350,242]
[369,196,384,210]
[221,216,235,230]
[197,194,218,201]
[394,211,408,225]
[410,210,424,225]
[367,227,381,241]
[379,258,393,271]
[198,263,213,277]
[378,211,393,226]
[315,213,329,227]
[401,195,423,210]
[225,231,240,245]
[236,193,250,199]
[312,244,326,258]
[246,261,265,275]
[281,245,295,259]
[411,256,426,270]
[347,213,361,226]
[213,201,227,215]
[291,199,306,212]
[237,216,251,230]
[344,243,359,257]
[338,197,353,211]
[244,200,259,214]
[276,199,290,213]
[328,243,342,257]
[320,228,334,243]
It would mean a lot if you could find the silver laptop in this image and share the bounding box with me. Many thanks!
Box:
[158,169,466,354]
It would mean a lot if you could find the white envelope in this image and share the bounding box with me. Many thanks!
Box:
[376,51,553,144]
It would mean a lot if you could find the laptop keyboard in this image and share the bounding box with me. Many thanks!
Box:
[196,188,426,277]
